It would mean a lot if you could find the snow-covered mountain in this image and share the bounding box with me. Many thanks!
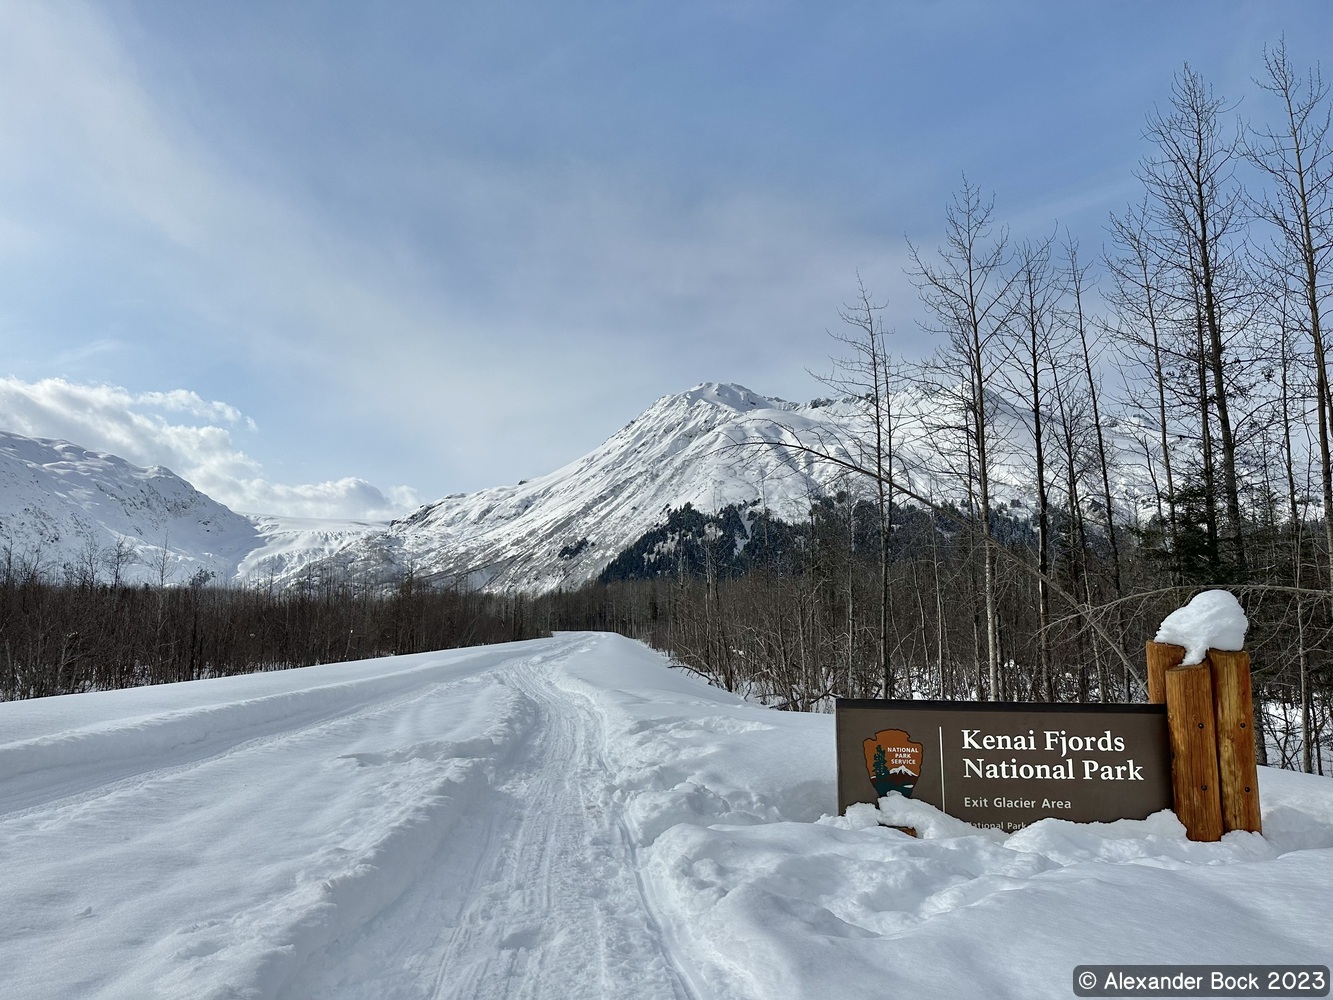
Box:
[0,432,385,587]
[298,382,925,592]
[0,432,263,585]
[0,381,1153,593]
[308,380,1113,593]
[239,513,391,584]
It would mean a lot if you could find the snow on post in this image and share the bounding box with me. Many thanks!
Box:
[1153,589,1248,666]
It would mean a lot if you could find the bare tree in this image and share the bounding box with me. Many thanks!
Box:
[103,537,137,589]
[1137,65,1252,577]
[998,236,1060,699]
[1064,238,1123,596]
[908,179,1020,699]
[816,274,904,696]
[1107,200,1184,582]
[1247,40,1333,585]
[153,532,175,589]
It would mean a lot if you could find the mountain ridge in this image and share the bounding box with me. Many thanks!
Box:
[316,381,890,592]
[0,431,386,587]
[0,380,1146,593]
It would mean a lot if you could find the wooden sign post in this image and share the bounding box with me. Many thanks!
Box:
[1209,649,1262,834]
[1164,660,1224,842]
[1144,640,1262,842]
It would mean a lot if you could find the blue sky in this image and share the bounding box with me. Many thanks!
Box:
[1,0,1330,517]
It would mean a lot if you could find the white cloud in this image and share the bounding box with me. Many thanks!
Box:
[0,377,420,519]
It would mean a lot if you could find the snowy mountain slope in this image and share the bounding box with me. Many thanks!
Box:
[301,380,1153,593]
[239,513,389,583]
[319,382,843,592]
[1,633,1329,999]
[0,431,386,587]
[0,431,263,585]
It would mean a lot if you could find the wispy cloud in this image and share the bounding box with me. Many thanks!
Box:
[0,0,902,494]
[6,0,1319,504]
[0,378,419,519]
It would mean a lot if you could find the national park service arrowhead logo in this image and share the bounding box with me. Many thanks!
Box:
[864,729,923,798]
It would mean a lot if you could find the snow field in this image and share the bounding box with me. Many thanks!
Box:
[1,632,1331,999]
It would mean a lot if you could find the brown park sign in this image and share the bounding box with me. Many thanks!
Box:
[836,698,1172,832]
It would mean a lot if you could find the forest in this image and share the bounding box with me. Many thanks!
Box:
[0,566,537,702]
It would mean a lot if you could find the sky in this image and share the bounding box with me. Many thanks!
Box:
[2,0,1331,519]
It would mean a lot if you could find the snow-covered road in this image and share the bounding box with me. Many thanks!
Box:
[0,634,697,999]
[2,632,1331,1000]
[289,638,695,1000]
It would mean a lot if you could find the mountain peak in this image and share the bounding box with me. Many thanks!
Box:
[676,382,778,411]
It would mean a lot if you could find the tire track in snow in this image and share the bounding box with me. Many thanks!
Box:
[285,638,696,1000]
[430,654,696,1000]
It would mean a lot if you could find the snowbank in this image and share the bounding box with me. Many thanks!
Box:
[554,635,1332,999]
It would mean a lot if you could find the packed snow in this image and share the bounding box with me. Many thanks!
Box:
[1154,589,1249,665]
[1,633,1329,999]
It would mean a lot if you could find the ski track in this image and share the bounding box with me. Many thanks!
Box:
[283,638,695,1000]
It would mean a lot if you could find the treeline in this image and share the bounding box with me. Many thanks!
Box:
[544,497,1189,708]
[0,569,541,701]
[544,49,1333,775]
[541,496,1331,774]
